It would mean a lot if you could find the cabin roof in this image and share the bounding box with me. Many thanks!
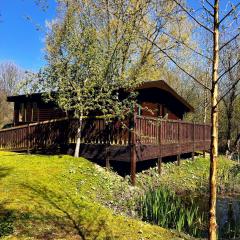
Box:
[7,92,42,102]
[7,80,194,112]
[136,80,194,112]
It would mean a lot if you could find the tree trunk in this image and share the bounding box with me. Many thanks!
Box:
[74,113,83,158]
[226,109,232,154]
[226,91,235,154]
[209,1,219,239]
[204,84,208,123]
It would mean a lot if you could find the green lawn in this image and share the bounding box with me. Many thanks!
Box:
[0,151,184,240]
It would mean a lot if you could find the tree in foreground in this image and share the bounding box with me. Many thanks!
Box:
[143,0,240,239]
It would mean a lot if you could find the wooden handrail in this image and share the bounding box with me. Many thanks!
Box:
[0,116,211,152]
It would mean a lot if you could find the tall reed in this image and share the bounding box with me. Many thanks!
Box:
[138,187,205,237]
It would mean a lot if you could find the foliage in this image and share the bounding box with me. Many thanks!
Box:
[40,0,192,117]
[136,156,240,195]
[138,186,205,237]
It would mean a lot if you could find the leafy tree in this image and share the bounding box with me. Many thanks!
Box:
[40,0,190,158]
[0,62,24,127]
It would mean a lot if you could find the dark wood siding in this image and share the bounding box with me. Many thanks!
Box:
[14,103,19,125]
[38,107,66,122]
[12,100,66,125]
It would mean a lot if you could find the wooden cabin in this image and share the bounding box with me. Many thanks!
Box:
[7,80,193,126]
[7,93,67,126]
[0,80,210,185]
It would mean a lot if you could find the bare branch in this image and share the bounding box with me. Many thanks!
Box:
[143,34,211,91]
[172,0,214,33]
[219,32,240,51]
[217,77,240,105]
[161,30,213,61]
[205,0,214,9]
[217,58,240,82]
[219,2,240,25]
[202,4,214,17]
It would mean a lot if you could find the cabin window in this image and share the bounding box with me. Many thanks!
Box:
[137,105,142,116]
[163,106,169,119]
[19,103,25,122]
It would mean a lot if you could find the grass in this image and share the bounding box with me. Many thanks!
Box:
[0,151,185,240]
[137,155,240,195]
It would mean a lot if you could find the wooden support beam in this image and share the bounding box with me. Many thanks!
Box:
[203,150,206,158]
[105,145,110,169]
[158,157,162,174]
[131,145,136,185]
[192,152,195,161]
[177,154,181,166]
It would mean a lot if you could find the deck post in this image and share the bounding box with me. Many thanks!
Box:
[158,119,162,174]
[130,113,137,185]
[105,121,111,169]
[105,145,110,169]
[158,157,162,174]
[177,154,180,166]
[192,122,195,161]
[177,121,181,166]
[203,124,206,158]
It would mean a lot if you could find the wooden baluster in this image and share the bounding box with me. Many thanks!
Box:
[203,124,206,158]
[192,122,195,161]
[27,124,30,154]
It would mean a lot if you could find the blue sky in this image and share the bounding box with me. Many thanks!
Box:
[0,0,235,72]
[0,0,56,72]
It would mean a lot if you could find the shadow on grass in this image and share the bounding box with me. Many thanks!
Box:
[0,166,15,238]
[21,183,116,240]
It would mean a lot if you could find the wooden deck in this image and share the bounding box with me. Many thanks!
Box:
[0,115,211,159]
[0,115,211,184]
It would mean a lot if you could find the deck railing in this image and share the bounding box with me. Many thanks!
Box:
[0,116,211,152]
[135,116,211,145]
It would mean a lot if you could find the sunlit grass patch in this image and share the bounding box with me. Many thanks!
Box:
[0,151,181,239]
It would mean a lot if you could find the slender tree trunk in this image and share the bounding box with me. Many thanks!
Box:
[226,89,236,153]
[204,95,208,123]
[74,112,83,158]
[209,1,219,239]
[226,109,233,153]
[203,74,208,124]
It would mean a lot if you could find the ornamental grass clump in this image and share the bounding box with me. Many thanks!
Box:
[138,187,205,237]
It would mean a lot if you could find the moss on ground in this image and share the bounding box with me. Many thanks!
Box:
[0,151,185,240]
